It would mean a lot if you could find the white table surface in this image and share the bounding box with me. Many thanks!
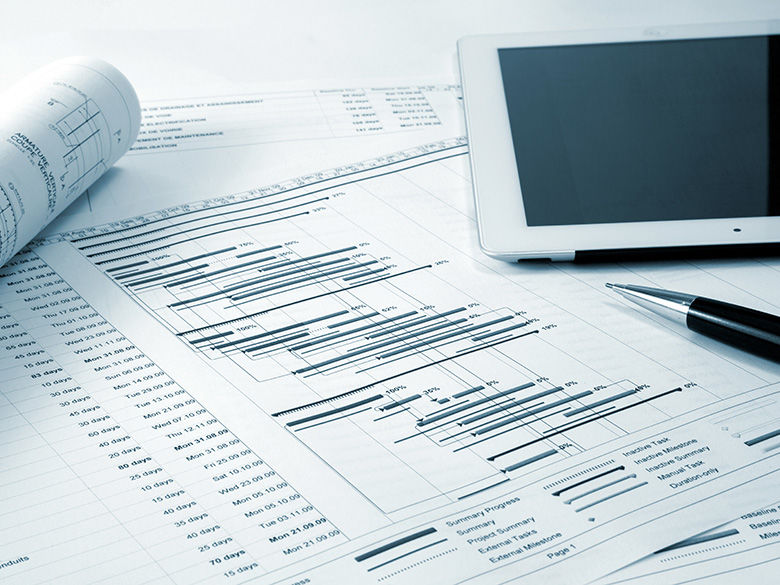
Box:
[1,0,779,99]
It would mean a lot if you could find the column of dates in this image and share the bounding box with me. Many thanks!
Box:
[0,251,341,583]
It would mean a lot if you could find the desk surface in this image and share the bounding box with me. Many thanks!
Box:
[1,0,779,97]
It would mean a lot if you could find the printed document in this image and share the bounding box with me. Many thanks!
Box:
[0,83,777,584]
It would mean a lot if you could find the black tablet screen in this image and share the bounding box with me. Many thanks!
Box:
[498,35,780,226]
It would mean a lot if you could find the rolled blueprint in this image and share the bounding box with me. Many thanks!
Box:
[0,57,140,266]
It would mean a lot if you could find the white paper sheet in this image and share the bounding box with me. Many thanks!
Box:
[0,57,140,265]
[41,83,463,235]
[0,81,777,584]
[598,503,780,584]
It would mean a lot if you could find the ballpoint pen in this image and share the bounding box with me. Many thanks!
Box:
[605,283,780,362]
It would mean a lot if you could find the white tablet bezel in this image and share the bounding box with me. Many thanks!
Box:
[458,20,780,261]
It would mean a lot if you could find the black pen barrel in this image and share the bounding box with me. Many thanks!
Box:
[686,297,780,362]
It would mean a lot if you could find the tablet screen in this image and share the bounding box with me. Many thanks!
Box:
[498,35,780,226]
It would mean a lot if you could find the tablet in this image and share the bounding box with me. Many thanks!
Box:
[458,21,780,261]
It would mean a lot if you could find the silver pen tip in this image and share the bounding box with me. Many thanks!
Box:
[605,283,628,291]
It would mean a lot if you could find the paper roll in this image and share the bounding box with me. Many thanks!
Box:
[0,57,141,266]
